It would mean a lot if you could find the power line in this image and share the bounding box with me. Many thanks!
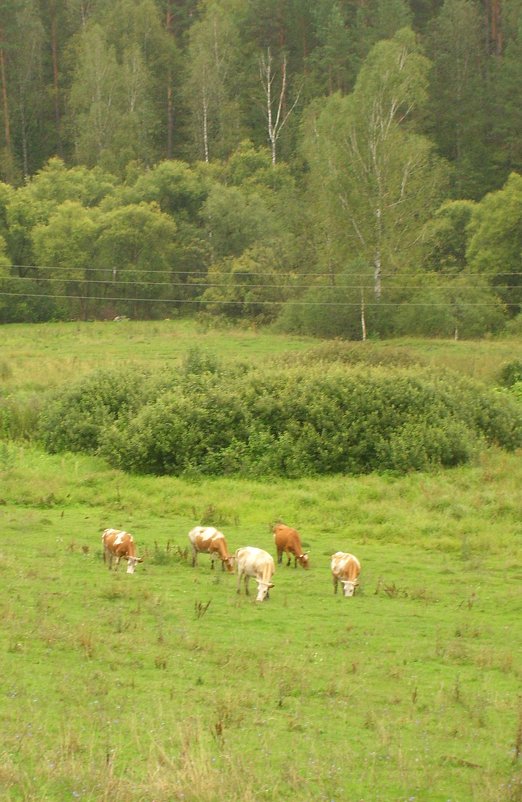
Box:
[0,290,507,307]
[7,263,522,278]
[1,275,518,292]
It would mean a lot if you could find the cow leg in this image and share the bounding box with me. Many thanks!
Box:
[191,547,198,567]
[237,571,243,594]
[244,576,250,596]
[333,576,338,594]
[277,549,283,565]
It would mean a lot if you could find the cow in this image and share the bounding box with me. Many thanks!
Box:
[272,523,309,569]
[235,547,275,602]
[188,526,234,572]
[331,552,361,597]
[102,528,143,574]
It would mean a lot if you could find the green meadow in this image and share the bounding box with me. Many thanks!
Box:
[0,321,521,802]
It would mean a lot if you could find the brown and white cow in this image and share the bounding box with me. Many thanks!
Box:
[188,526,234,572]
[102,528,143,574]
[235,547,275,602]
[331,552,361,597]
[272,523,309,569]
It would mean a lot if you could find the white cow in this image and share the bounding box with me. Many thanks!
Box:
[331,552,361,597]
[235,547,275,602]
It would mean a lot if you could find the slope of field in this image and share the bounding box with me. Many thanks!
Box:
[0,321,521,801]
[0,318,520,394]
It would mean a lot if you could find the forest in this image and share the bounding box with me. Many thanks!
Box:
[0,0,521,338]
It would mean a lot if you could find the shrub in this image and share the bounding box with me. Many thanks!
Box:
[38,362,522,478]
[498,360,522,388]
[38,367,158,453]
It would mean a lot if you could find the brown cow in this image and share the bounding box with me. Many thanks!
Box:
[102,528,143,574]
[272,523,309,569]
[331,552,361,597]
[188,526,234,572]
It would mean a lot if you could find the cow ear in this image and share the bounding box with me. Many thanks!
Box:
[269,583,275,588]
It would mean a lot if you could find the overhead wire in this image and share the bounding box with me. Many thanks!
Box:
[0,277,517,292]
[6,263,522,278]
[0,290,508,307]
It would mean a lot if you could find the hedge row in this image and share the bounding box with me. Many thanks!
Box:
[37,359,522,478]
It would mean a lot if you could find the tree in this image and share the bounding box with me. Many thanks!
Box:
[466,171,522,316]
[492,11,522,177]
[306,1,355,95]
[94,201,178,317]
[425,0,494,199]
[303,28,448,315]
[392,271,506,339]
[67,14,157,172]
[201,184,274,259]
[31,200,99,319]
[184,0,244,162]
[98,0,181,162]
[349,0,413,67]
[259,47,301,164]
[4,158,116,277]
[421,199,476,272]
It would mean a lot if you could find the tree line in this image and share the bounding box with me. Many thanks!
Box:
[0,0,521,338]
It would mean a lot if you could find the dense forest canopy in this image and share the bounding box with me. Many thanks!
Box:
[0,0,521,338]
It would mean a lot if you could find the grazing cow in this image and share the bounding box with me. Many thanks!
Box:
[331,552,361,597]
[272,523,309,569]
[102,528,143,574]
[188,526,234,572]
[235,547,275,602]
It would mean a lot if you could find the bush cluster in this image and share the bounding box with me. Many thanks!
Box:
[37,358,522,479]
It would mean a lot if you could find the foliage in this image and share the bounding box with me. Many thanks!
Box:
[392,273,507,339]
[37,361,522,478]
[498,359,522,388]
[38,367,157,453]
[421,199,476,272]
[302,28,449,309]
[466,172,522,315]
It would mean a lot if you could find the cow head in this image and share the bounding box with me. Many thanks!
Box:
[298,552,310,569]
[341,579,358,597]
[126,556,143,574]
[255,581,275,602]
[224,556,235,573]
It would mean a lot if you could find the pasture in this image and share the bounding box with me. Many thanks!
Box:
[0,321,521,801]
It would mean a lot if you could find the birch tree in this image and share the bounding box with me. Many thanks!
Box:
[259,47,301,165]
[184,0,243,162]
[304,28,448,304]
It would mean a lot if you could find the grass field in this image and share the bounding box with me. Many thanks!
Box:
[0,318,520,393]
[0,321,521,802]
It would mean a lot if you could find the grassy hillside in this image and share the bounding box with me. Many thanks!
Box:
[0,319,520,395]
[0,445,521,802]
[0,321,521,801]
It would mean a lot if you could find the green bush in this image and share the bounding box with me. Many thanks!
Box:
[38,367,158,453]
[498,359,522,388]
[38,362,522,478]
